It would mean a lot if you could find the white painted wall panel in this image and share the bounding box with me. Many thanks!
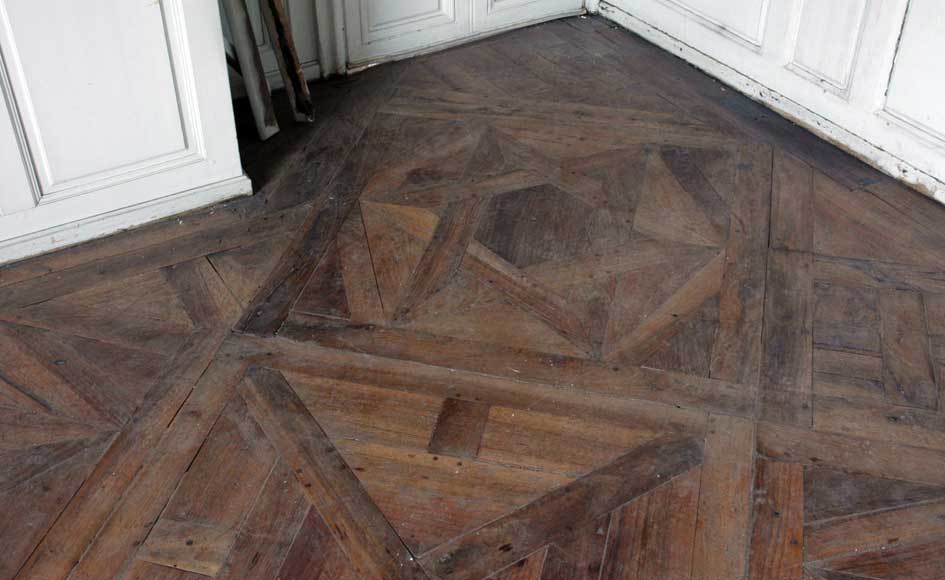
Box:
[0,0,249,264]
[0,0,186,189]
[789,0,868,96]
[345,0,472,64]
[343,0,583,66]
[0,83,36,214]
[884,0,945,144]
[370,0,446,31]
[473,0,584,33]
[660,0,770,45]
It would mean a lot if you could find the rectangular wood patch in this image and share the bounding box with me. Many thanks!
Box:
[428,398,491,458]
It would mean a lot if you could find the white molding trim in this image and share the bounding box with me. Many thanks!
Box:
[0,174,252,265]
[0,0,206,203]
[310,0,347,76]
[365,1,454,36]
[347,6,584,69]
[652,0,771,50]
[0,0,40,209]
[784,0,870,100]
[598,1,945,203]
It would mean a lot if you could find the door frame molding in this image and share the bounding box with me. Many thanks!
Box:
[315,0,348,76]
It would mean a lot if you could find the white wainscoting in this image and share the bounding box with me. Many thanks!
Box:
[0,0,249,265]
[595,0,945,201]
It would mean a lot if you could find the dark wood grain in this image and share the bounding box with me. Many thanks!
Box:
[879,288,937,409]
[599,467,700,579]
[3,15,945,580]
[748,459,804,580]
[396,195,486,321]
[761,249,813,426]
[419,437,703,580]
[710,145,772,385]
[236,366,430,580]
[770,150,813,252]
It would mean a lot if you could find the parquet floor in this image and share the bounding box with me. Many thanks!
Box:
[3,16,945,580]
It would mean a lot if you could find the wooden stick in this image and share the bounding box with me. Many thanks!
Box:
[220,0,279,140]
[262,0,315,122]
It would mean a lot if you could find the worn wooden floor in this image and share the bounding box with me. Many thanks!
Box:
[4,16,945,580]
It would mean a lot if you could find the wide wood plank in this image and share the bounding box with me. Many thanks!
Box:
[278,322,755,417]
[14,332,239,580]
[710,145,771,385]
[813,536,945,580]
[812,394,945,452]
[748,459,804,580]
[770,150,813,252]
[805,498,945,562]
[239,334,709,437]
[690,414,754,580]
[395,195,486,321]
[215,459,311,580]
[760,249,813,426]
[419,437,703,580]
[879,288,937,409]
[137,396,276,576]
[238,104,401,335]
[757,422,945,486]
[0,204,308,312]
[236,366,430,580]
[539,518,608,580]
[599,467,700,580]
[68,350,248,580]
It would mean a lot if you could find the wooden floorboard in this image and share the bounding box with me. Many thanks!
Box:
[2,15,945,580]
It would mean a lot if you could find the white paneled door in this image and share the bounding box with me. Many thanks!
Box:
[0,0,248,263]
[598,0,945,200]
[344,0,584,66]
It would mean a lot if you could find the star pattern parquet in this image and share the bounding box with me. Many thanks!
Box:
[3,15,945,580]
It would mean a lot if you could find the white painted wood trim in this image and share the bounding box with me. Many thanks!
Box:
[0,174,252,265]
[346,6,585,70]
[598,2,945,203]
[313,0,347,76]
[585,0,602,14]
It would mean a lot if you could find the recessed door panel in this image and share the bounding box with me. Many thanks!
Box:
[659,0,771,47]
[884,0,945,144]
[0,83,36,214]
[789,0,868,96]
[0,0,193,196]
[345,0,472,65]
[473,0,584,33]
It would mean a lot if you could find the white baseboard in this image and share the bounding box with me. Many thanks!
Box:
[598,2,945,203]
[0,174,253,266]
